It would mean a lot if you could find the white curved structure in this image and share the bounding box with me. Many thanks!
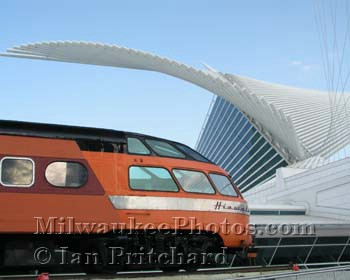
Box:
[1,41,349,165]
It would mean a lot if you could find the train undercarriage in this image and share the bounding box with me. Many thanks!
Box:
[0,231,248,274]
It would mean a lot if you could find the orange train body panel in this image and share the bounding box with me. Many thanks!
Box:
[0,135,83,158]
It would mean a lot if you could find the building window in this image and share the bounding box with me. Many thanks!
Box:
[127,138,151,155]
[209,173,238,197]
[129,166,178,192]
[145,139,186,158]
[173,169,215,194]
[45,162,88,187]
[0,157,34,187]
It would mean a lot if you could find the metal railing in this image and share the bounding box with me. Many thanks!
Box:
[236,264,350,280]
[253,237,350,267]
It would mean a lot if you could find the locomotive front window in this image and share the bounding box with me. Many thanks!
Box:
[145,140,186,159]
[129,166,178,192]
[0,157,34,187]
[127,138,151,155]
[45,162,88,188]
[173,169,215,194]
[209,173,238,197]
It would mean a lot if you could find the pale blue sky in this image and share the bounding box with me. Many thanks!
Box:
[0,0,348,147]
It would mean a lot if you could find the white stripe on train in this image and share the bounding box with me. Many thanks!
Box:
[109,196,249,215]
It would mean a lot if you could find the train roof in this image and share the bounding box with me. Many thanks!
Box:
[0,119,174,145]
[0,120,212,163]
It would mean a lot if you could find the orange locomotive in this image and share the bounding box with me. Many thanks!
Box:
[0,120,252,273]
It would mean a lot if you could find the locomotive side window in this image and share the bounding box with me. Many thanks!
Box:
[45,162,88,188]
[209,173,238,197]
[127,138,151,155]
[129,166,178,192]
[145,139,186,159]
[173,169,215,194]
[0,157,34,187]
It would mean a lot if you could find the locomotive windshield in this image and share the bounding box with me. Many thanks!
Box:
[209,173,239,197]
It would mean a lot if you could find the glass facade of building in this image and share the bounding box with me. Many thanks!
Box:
[196,96,288,192]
